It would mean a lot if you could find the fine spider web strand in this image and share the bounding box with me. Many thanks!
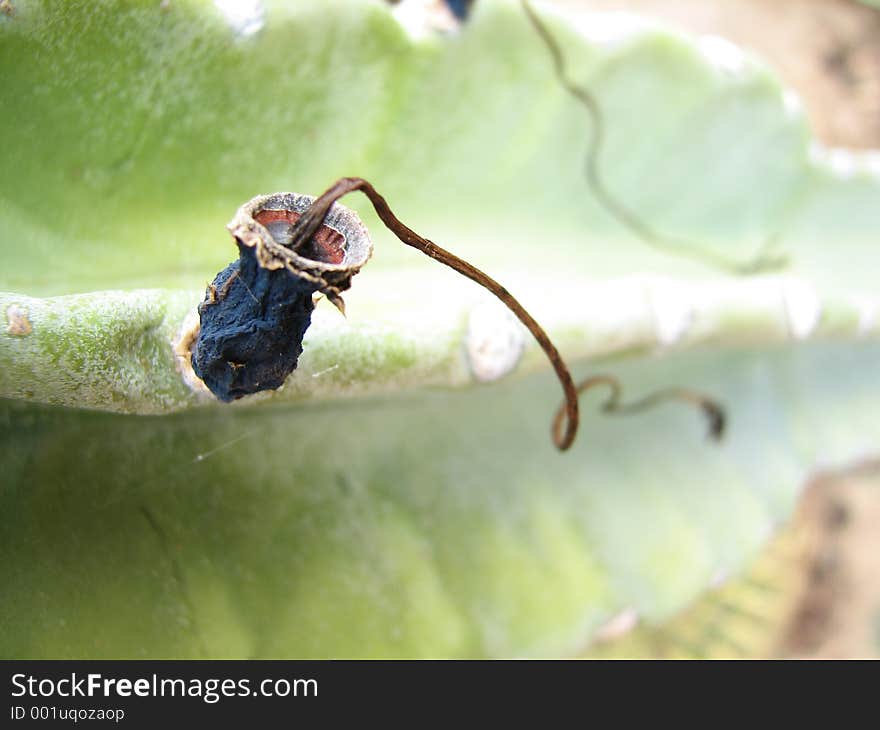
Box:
[520,0,784,275]
[286,176,581,451]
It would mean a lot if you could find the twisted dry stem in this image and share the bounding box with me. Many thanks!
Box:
[289,177,581,450]
[552,375,725,446]
[290,177,724,451]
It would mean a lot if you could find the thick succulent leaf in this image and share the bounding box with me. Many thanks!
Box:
[1,0,879,657]
[3,342,878,658]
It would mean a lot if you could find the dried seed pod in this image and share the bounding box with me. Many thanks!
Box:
[192,193,372,402]
[194,177,724,453]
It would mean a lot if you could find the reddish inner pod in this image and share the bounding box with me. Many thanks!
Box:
[255,209,346,264]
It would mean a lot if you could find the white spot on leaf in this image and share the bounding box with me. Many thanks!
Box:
[594,608,639,642]
[863,151,880,177]
[699,35,749,77]
[466,299,525,383]
[855,297,879,337]
[648,279,694,347]
[6,304,32,336]
[392,0,458,39]
[781,279,821,340]
[214,0,264,39]
[574,12,654,49]
[781,89,803,120]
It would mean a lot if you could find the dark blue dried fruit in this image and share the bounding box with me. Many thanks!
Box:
[191,192,372,402]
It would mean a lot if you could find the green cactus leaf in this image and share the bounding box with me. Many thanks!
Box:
[1,0,878,657]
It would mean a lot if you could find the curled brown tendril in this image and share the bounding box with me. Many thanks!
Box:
[552,375,725,446]
[291,177,725,452]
